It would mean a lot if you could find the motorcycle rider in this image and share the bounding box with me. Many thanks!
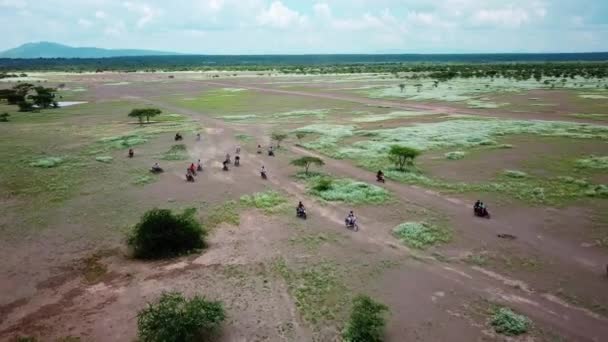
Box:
[346,210,356,226]
[377,170,384,181]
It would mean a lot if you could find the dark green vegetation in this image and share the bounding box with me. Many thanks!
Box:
[127,208,206,259]
[393,222,451,249]
[490,307,531,336]
[2,54,608,73]
[0,83,58,112]
[128,108,162,125]
[388,145,420,171]
[342,295,389,342]
[290,156,325,175]
[137,292,225,342]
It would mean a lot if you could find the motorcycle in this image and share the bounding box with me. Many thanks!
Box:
[234,156,240,167]
[186,173,195,182]
[296,207,307,220]
[474,206,491,219]
[150,167,164,174]
[268,150,275,157]
[261,171,267,179]
[345,217,359,231]
[376,175,385,183]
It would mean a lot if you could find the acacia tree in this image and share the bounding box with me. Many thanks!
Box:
[28,87,57,109]
[290,156,324,175]
[271,132,288,148]
[129,108,162,125]
[388,145,420,171]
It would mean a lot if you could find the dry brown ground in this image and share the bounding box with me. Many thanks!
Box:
[1,72,607,342]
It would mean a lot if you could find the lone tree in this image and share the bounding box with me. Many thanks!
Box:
[129,108,162,125]
[398,83,405,93]
[388,145,420,171]
[28,86,57,109]
[271,132,288,148]
[291,156,324,175]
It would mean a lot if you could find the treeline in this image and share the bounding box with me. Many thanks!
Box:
[0,83,58,111]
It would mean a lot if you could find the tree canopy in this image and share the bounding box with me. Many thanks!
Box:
[290,156,324,175]
[129,108,162,125]
[388,145,420,171]
[271,132,288,147]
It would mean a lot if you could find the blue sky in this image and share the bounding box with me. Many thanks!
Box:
[1,0,607,54]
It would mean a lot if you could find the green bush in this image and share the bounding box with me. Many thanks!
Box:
[503,170,528,178]
[128,208,206,259]
[342,295,389,342]
[313,177,333,192]
[445,151,465,160]
[491,307,530,336]
[137,292,226,342]
[576,155,608,170]
[393,222,451,249]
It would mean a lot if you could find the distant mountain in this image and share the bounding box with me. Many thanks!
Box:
[0,42,179,58]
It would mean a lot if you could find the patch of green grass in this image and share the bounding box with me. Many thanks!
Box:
[503,170,528,178]
[95,156,113,163]
[98,134,148,150]
[445,151,466,160]
[342,295,389,342]
[161,144,189,160]
[30,156,64,168]
[273,258,349,325]
[235,134,253,142]
[289,233,339,250]
[491,307,531,336]
[393,222,451,249]
[352,110,435,123]
[219,114,257,121]
[133,174,157,186]
[205,200,240,229]
[576,155,608,169]
[570,113,608,121]
[81,253,108,284]
[240,190,289,214]
[305,175,390,205]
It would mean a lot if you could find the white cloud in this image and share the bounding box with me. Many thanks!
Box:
[407,11,436,26]
[104,21,126,36]
[472,7,531,28]
[78,18,93,28]
[256,1,306,29]
[0,0,26,9]
[313,2,331,19]
[95,10,107,19]
[123,1,162,28]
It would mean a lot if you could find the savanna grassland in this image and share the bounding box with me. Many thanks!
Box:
[1,65,608,341]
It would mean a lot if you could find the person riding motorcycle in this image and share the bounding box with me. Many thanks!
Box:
[128,148,134,158]
[151,162,163,172]
[268,146,275,156]
[175,132,183,141]
[296,201,306,217]
[197,159,203,171]
[257,144,262,154]
[345,210,356,226]
[189,163,196,175]
[376,170,385,182]
[222,160,229,171]
[234,155,240,166]
[261,165,267,178]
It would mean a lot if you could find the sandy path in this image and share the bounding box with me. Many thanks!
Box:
[136,96,608,341]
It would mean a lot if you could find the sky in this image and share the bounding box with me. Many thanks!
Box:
[1,0,607,54]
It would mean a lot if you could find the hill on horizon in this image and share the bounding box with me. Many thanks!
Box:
[0,42,179,59]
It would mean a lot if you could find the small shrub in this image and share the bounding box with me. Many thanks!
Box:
[137,292,225,342]
[585,184,608,198]
[503,170,527,178]
[161,144,189,160]
[445,151,465,160]
[491,307,530,336]
[128,208,206,259]
[0,112,9,122]
[342,295,389,342]
[95,156,113,163]
[393,222,451,249]
[30,156,63,168]
[313,177,333,192]
[133,175,157,186]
